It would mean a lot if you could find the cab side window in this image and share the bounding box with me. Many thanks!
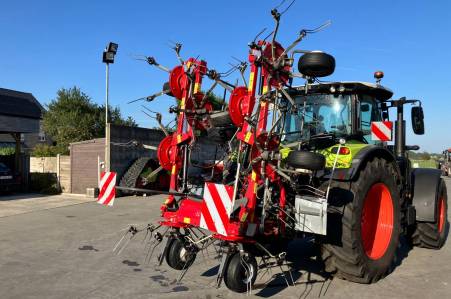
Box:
[359,96,382,144]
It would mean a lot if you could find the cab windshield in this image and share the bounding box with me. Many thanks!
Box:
[282,94,352,144]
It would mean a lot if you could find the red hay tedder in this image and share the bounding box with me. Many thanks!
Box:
[108,6,448,294]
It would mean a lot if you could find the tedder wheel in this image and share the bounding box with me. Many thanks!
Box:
[298,51,336,78]
[321,157,402,283]
[411,179,448,249]
[165,238,196,270]
[286,150,326,171]
[224,252,258,293]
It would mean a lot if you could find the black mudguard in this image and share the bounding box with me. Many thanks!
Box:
[411,168,442,222]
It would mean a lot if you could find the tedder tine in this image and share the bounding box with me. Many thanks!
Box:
[216,251,231,288]
[113,226,139,255]
[157,234,173,266]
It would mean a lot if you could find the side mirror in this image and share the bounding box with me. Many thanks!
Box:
[411,106,424,135]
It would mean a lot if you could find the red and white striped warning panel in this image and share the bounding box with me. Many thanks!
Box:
[199,183,234,236]
[97,172,117,206]
[371,121,393,141]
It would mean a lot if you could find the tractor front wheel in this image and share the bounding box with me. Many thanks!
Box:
[321,157,402,283]
[411,179,448,249]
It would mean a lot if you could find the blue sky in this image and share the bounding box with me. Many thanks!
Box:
[1,0,450,152]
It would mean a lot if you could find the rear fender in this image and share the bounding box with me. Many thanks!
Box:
[411,168,442,222]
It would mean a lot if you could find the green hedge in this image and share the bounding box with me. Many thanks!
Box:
[30,173,61,195]
[410,159,438,169]
[0,147,15,156]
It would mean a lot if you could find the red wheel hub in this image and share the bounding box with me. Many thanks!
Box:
[438,196,446,233]
[157,135,179,171]
[229,86,251,127]
[361,183,394,260]
[169,65,187,100]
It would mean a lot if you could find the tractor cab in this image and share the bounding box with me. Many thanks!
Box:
[282,82,393,149]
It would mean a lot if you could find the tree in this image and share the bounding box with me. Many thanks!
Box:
[0,147,15,156]
[41,87,136,155]
[206,92,225,110]
[419,151,431,160]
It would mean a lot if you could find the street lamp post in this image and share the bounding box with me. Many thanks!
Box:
[102,42,118,172]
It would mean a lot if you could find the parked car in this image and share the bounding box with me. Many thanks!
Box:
[0,162,15,192]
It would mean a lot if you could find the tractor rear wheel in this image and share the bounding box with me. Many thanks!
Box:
[411,179,448,249]
[321,157,402,283]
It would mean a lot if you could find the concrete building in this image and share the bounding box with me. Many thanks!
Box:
[0,88,51,154]
[0,88,47,190]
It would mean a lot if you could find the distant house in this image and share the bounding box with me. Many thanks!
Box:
[0,88,51,153]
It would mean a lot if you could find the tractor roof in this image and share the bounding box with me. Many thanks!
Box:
[291,81,393,101]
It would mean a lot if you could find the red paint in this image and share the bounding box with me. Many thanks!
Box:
[438,196,446,233]
[361,183,394,260]
[228,86,250,127]
[157,135,177,171]
[168,65,187,100]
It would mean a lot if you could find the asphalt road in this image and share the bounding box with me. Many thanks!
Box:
[0,181,450,299]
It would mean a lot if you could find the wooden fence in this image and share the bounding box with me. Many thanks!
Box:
[30,155,71,193]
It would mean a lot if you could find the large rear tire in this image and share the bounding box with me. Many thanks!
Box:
[411,179,448,249]
[321,157,402,283]
[119,157,151,194]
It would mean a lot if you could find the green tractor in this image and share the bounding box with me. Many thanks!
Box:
[280,66,448,283]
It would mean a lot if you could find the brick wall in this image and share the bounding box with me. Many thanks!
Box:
[70,139,104,194]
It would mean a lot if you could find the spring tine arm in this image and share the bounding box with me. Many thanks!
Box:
[128,89,169,105]
[240,69,248,88]
[146,56,170,73]
[147,90,167,101]
[199,81,218,107]
[145,166,163,182]
[277,20,331,65]
[155,63,170,73]
[113,230,130,253]
[276,32,306,66]
[279,87,297,108]
[173,43,184,66]
[177,258,192,283]
[153,113,169,136]
[216,79,234,93]
[113,226,139,255]
[116,236,133,255]
[128,97,147,104]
